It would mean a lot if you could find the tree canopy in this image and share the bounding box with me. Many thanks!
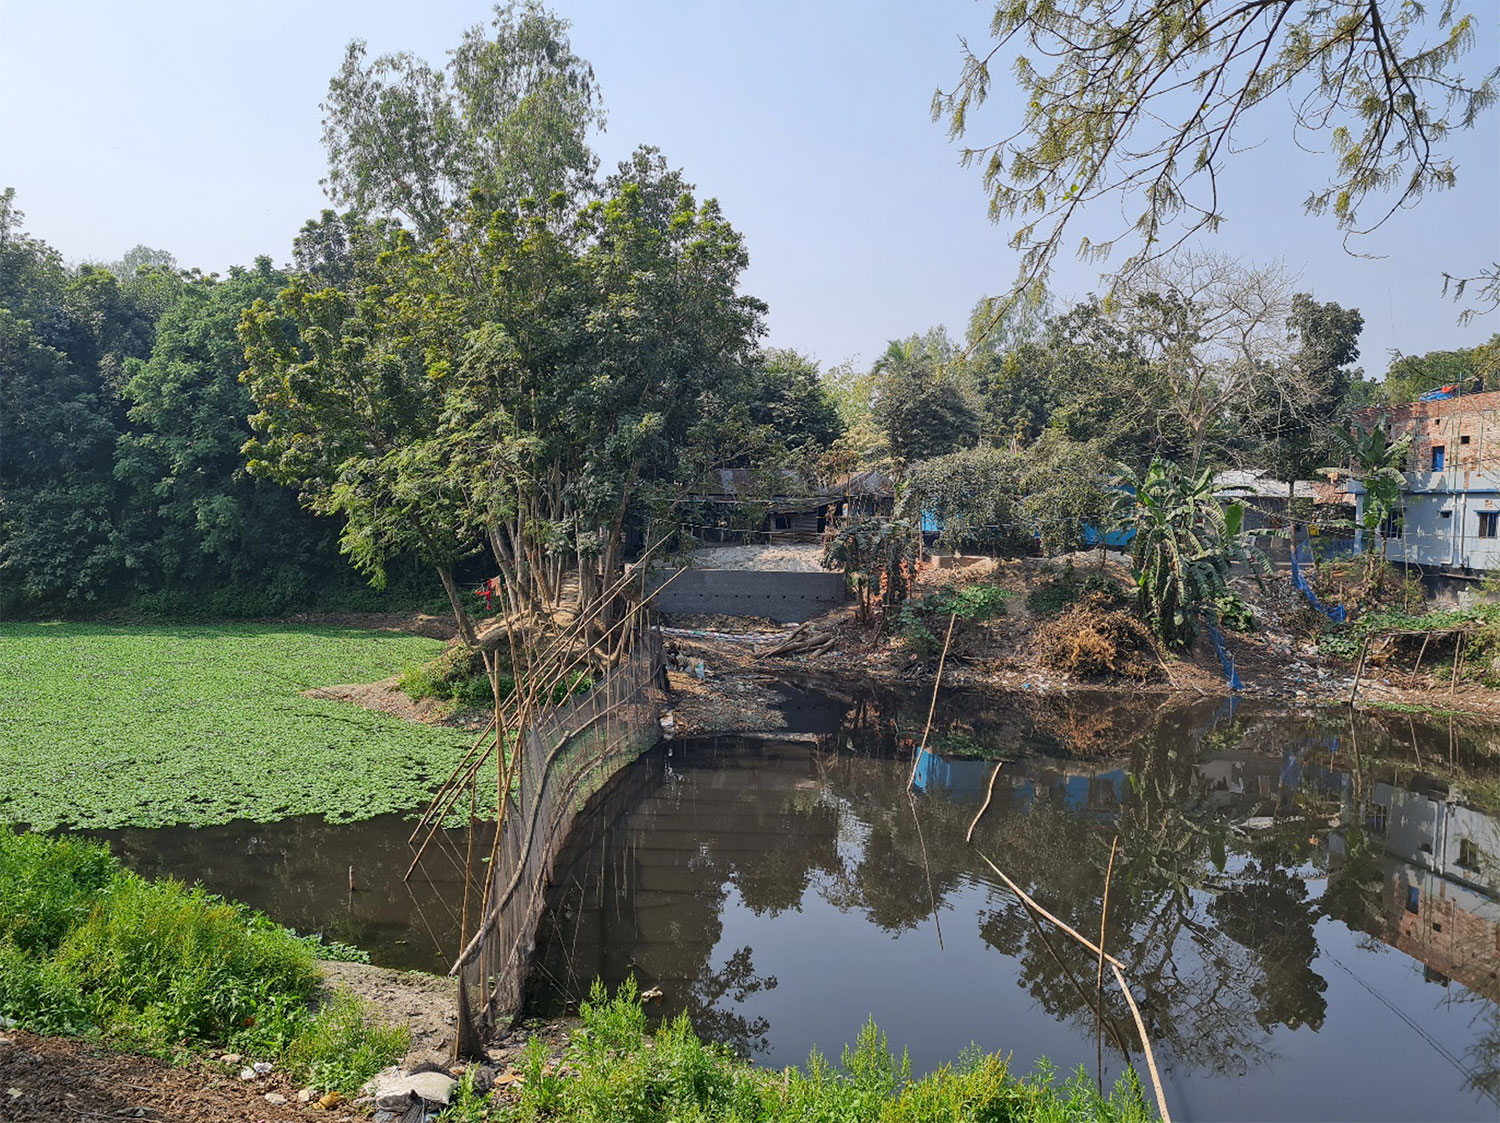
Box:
[935,0,1498,317]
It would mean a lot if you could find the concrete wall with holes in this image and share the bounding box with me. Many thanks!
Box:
[651,569,848,623]
[1369,476,1500,572]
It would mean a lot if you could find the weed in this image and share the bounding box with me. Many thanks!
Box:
[285,988,410,1093]
[895,582,1013,658]
[0,623,474,829]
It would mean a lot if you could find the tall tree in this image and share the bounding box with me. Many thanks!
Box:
[320,1,604,241]
[935,0,1498,318]
[869,329,980,464]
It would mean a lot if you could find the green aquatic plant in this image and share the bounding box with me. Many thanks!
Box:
[0,623,475,829]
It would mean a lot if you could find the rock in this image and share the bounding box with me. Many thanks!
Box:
[264,1092,288,1106]
[297,1087,318,1104]
[221,1053,242,1065]
[469,1065,496,1095]
[373,1072,457,1111]
[253,1061,274,1076]
[239,1067,257,1082]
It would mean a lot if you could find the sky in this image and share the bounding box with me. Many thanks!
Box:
[1,0,1496,377]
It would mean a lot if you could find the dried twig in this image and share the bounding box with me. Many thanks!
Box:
[1095,835,1120,1092]
[1110,961,1172,1123]
[965,761,1004,844]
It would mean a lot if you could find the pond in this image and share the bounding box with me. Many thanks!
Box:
[95,684,1500,1121]
[525,687,1500,1122]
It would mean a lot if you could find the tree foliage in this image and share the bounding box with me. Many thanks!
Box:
[935,0,1498,311]
[1120,457,1256,649]
[319,2,604,241]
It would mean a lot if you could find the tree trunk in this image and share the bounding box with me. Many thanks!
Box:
[436,565,478,647]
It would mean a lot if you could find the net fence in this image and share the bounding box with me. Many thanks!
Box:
[453,626,665,1030]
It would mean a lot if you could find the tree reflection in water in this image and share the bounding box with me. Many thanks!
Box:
[527,687,1500,1104]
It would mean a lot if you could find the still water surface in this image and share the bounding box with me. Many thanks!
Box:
[98,686,1500,1121]
[527,689,1500,1122]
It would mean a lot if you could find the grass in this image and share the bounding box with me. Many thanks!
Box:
[0,827,406,1090]
[439,979,1155,1123]
[0,622,474,830]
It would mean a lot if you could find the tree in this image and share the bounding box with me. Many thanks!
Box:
[749,349,845,461]
[869,330,980,463]
[240,219,482,642]
[935,0,1498,316]
[1330,423,1413,576]
[1119,252,1298,470]
[114,258,337,603]
[1379,335,1500,404]
[1120,457,1255,649]
[905,446,1030,554]
[1240,293,1365,546]
[320,2,604,241]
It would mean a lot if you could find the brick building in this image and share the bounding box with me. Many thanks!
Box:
[1351,390,1500,572]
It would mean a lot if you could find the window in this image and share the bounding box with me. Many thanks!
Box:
[1480,512,1499,539]
[1459,838,1482,871]
[1368,803,1389,834]
[1442,510,1453,519]
[1433,445,1446,470]
[1380,511,1402,539]
[1406,885,1421,914]
[1462,434,1472,445]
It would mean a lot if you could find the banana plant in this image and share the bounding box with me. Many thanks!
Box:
[1115,457,1259,649]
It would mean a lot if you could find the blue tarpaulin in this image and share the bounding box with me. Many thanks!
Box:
[1290,532,1347,623]
[1207,624,1244,691]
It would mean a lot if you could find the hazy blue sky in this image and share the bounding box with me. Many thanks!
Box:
[1,0,1495,376]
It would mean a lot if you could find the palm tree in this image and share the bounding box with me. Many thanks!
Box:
[1329,424,1413,581]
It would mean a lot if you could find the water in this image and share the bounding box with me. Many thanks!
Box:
[526,689,1500,1121]
[90,685,1500,1119]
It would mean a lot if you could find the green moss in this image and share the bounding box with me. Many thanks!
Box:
[0,622,473,829]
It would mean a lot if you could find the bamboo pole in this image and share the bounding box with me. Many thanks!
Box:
[1347,634,1372,706]
[975,851,1124,970]
[1110,961,1172,1123]
[1095,836,1120,1094]
[907,612,958,792]
[965,761,1004,844]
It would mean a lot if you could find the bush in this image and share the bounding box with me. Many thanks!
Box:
[400,643,506,708]
[1026,566,1128,618]
[895,582,1013,658]
[52,875,318,1054]
[0,826,388,1089]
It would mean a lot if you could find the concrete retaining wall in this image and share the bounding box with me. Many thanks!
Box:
[652,568,848,623]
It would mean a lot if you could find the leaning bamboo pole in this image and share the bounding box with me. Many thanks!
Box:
[976,850,1171,1123]
[907,612,958,792]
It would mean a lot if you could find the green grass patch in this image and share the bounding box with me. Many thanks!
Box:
[0,828,402,1089]
[442,978,1155,1122]
[0,622,473,829]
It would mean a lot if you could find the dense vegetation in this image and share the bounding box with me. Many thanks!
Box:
[0,623,472,829]
[439,979,1154,1123]
[0,828,406,1090]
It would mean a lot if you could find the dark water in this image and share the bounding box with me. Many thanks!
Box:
[92,814,484,973]
[91,684,1500,1120]
[525,689,1500,1122]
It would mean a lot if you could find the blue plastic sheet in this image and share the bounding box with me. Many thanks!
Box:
[1290,533,1347,623]
[1207,624,1244,691]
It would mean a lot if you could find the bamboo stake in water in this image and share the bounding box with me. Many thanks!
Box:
[965,761,1003,844]
[1110,961,1172,1123]
[907,612,958,792]
[1095,836,1119,1093]
[975,851,1124,969]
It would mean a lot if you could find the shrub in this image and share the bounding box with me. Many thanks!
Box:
[52,875,318,1054]
[895,582,1013,658]
[0,830,116,956]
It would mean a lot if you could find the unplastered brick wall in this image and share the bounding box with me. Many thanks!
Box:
[1355,390,1500,474]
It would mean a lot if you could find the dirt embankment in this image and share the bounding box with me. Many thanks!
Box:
[661,553,1500,720]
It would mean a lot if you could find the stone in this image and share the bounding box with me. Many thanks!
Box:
[297,1087,318,1104]
[221,1053,242,1065]
[239,1067,257,1082]
[253,1061,274,1076]
[264,1093,287,1106]
[373,1072,457,1111]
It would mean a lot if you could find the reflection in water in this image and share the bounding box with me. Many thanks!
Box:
[89,814,483,973]
[529,691,1500,1122]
